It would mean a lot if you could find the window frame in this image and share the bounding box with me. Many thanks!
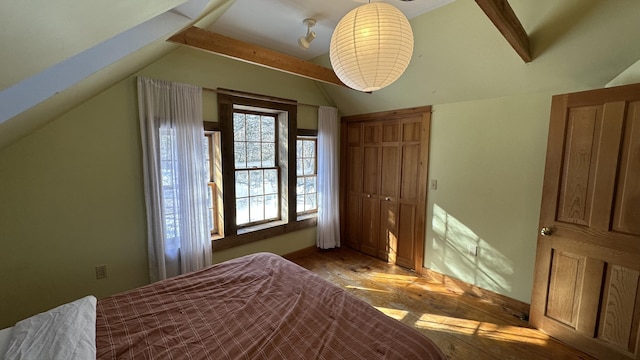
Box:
[204,132,219,235]
[214,90,316,251]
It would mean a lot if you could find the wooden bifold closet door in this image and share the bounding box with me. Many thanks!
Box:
[340,107,431,272]
[530,84,640,360]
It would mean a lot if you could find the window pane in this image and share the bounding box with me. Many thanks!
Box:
[262,143,275,167]
[296,159,303,176]
[305,193,317,211]
[233,114,245,141]
[161,164,174,186]
[303,158,315,175]
[265,194,278,219]
[264,169,278,194]
[203,137,211,181]
[296,177,304,195]
[235,170,249,198]
[203,136,210,158]
[246,142,262,168]
[303,140,315,158]
[249,196,264,222]
[234,142,247,169]
[163,189,176,213]
[206,186,213,232]
[246,114,261,141]
[236,198,249,225]
[165,214,177,239]
[262,116,275,142]
[297,194,305,213]
[296,140,303,158]
[305,176,316,194]
[249,170,264,196]
[160,130,174,160]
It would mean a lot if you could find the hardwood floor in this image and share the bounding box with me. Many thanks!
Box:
[291,247,597,360]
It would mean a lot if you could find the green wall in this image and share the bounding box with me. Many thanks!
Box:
[0,80,149,328]
[426,92,552,303]
[0,47,331,329]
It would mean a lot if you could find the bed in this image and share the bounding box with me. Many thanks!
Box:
[1,252,444,359]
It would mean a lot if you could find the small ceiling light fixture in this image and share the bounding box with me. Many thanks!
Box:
[330,2,414,92]
[298,18,317,50]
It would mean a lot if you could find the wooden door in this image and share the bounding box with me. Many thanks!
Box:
[360,122,381,257]
[395,119,423,269]
[345,123,363,251]
[530,84,640,360]
[378,122,401,262]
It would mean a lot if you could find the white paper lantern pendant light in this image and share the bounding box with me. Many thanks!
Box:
[330,2,414,92]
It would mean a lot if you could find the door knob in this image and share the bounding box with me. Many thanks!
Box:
[385,197,390,201]
[540,227,553,237]
[366,194,371,198]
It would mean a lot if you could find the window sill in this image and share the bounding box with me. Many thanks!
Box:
[296,212,317,222]
[211,216,317,252]
[237,220,287,235]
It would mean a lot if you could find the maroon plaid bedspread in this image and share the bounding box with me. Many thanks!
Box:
[96,252,444,359]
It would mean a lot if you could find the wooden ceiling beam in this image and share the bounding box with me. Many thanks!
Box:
[475,0,532,63]
[168,26,346,88]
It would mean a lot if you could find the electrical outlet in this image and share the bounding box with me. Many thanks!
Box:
[95,265,108,279]
[468,245,478,257]
[430,179,438,190]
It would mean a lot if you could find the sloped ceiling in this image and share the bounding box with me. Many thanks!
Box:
[2,0,640,149]
[315,0,640,115]
[0,0,185,90]
[0,0,235,150]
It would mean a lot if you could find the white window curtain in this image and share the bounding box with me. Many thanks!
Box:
[316,106,340,249]
[137,76,212,282]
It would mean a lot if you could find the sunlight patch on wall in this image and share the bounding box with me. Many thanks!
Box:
[430,203,514,294]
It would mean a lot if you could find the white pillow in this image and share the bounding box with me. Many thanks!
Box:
[4,296,96,360]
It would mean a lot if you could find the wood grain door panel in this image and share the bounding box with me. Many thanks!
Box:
[380,146,399,199]
[345,124,363,250]
[598,265,640,352]
[556,106,602,226]
[531,85,640,360]
[396,202,417,269]
[379,199,398,262]
[346,194,361,250]
[361,196,380,257]
[613,101,640,236]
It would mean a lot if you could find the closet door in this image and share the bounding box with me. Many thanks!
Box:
[395,118,423,269]
[344,123,363,251]
[378,122,401,262]
[360,122,381,257]
[340,106,431,272]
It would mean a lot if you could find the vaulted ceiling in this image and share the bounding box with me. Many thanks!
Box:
[2,0,640,149]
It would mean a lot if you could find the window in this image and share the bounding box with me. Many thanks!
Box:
[159,128,180,244]
[233,111,279,226]
[204,133,219,235]
[214,90,316,250]
[296,136,317,214]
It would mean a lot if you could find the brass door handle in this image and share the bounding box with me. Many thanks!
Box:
[540,227,553,237]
